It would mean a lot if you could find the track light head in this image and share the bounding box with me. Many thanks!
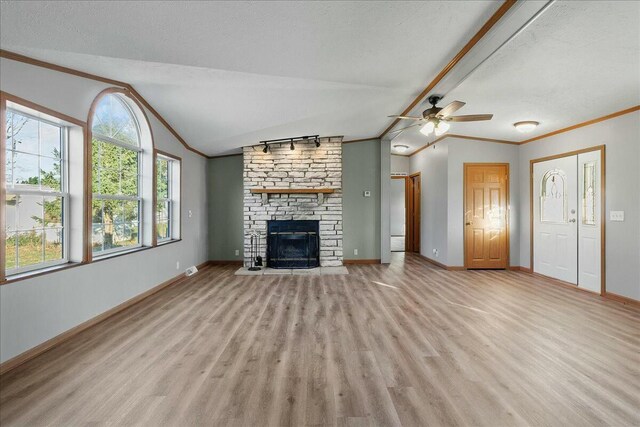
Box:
[262,143,269,153]
[290,140,295,150]
[315,137,321,148]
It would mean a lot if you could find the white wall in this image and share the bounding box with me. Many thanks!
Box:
[409,141,449,264]
[390,178,405,236]
[518,112,640,300]
[0,58,208,363]
[390,154,410,174]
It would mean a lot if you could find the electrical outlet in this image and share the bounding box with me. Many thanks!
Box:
[610,211,625,221]
[188,210,193,218]
[354,249,359,256]
[176,261,180,270]
[433,249,439,258]
[235,249,240,256]
[363,191,371,197]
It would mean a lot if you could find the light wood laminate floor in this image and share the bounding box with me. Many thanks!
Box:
[1,253,639,426]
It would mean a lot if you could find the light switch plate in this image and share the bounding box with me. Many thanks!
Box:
[610,211,625,221]
[363,191,371,197]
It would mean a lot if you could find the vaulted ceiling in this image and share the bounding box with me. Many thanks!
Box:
[1,1,639,157]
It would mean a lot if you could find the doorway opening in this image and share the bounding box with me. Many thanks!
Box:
[390,176,407,252]
[407,173,421,253]
[530,146,605,294]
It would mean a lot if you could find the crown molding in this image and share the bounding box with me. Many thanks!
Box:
[0,49,207,158]
[519,105,640,144]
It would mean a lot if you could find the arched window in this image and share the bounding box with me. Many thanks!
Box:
[91,93,143,255]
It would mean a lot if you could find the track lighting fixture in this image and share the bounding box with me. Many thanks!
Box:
[290,139,295,150]
[262,142,270,153]
[315,137,321,148]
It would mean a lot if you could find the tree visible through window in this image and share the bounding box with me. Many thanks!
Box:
[5,109,66,273]
[156,156,171,241]
[91,94,142,255]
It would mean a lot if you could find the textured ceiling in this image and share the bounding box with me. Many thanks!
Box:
[1,1,638,157]
[390,1,640,154]
[0,0,500,156]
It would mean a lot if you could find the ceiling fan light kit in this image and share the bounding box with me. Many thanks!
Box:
[389,95,493,138]
[393,144,409,153]
[513,121,539,133]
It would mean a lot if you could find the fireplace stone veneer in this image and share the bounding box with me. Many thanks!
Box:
[243,137,343,267]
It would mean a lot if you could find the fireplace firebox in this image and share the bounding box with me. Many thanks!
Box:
[267,220,320,269]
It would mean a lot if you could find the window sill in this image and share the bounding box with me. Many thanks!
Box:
[91,246,154,263]
[157,238,182,246]
[2,262,83,285]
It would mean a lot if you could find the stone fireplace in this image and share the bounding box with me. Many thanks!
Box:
[243,137,343,267]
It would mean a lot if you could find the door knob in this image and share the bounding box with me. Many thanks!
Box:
[569,218,576,223]
[466,222,472,226]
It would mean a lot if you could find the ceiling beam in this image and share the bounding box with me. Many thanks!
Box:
[379,0,518,139]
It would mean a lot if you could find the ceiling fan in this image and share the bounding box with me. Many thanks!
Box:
[388,95,493,137]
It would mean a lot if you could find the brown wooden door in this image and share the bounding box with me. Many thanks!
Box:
[464,164,509,269]
[407,173,421,253]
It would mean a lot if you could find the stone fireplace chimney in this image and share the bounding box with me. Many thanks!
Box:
[243,137,343,267]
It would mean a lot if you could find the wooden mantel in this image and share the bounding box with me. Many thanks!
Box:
[250,188,336,203]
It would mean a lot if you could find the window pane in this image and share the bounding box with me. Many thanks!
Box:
[11,114,39,154]
[5,232,17,270]
[92,94,140,146]
[123,200,138,223]
[40,122,62,159]
[12,152,39,188]
[92,224,104,253]
[5,150,12,185]
[157,220,169,240]
[17,195,43,231]
[43,196,63,227]
[121,171,138,196]
[44,228,63,262]
[103,199,122,224]
[157,159,169,199]
[100,143,121,171]
[100,168,120,196]
[40,156,62,192]
[5,194,17,231]
[92,199,104,224]
[17,230,44,268]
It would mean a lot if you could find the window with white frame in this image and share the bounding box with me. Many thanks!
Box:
[156,154,180,242]
[91,94,142,255]
[4,109,68,274]
[156,156,171,241]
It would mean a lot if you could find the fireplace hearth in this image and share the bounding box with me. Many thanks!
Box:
[267,220,319,269]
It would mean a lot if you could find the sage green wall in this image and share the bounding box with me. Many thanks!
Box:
[207,155,244,261]
[342,140,381,260]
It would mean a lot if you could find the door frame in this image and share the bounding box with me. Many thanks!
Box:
[407,172,421,253]
[463,163,510,269]
[529,145,606,295]
[391,175,409,251]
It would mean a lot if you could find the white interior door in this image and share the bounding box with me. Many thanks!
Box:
[533,151,602,291]
[533,156,578,284]
[577,151,601,292]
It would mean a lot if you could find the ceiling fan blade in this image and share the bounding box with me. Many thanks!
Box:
[388,123,421,134]
[387,115,424,121]
[436,100,465,117]
[448,114,493,122]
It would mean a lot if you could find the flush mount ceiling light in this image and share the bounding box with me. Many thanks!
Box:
[513,121,539,133]
[393,144,409,153]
